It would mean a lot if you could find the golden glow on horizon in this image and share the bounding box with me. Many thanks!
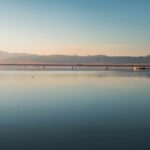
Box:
[2,49,150,57]
[0,39,149,56]
[0,33,149,56]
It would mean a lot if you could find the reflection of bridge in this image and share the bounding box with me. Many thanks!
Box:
[0,64,150,70]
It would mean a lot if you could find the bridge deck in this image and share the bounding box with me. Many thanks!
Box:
[0,64,150,68]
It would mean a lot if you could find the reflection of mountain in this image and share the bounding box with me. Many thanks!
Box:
[0,50,150,64]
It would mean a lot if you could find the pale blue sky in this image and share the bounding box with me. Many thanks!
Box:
[0,0,149,56]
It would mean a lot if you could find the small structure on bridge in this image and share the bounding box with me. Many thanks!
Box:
[133,66,146,71]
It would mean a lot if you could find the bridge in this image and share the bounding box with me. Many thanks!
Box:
[0,63,150,70]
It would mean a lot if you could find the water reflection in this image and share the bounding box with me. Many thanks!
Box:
[0,71,150,150]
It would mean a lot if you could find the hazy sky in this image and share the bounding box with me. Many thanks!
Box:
[0,0,149,56]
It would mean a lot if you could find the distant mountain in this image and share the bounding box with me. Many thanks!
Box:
[0,50,10,58]
[0,50,150,64]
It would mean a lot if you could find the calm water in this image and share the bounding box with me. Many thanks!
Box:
[0,71,150,150]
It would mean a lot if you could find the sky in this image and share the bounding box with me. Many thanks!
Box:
[0,0,149,56]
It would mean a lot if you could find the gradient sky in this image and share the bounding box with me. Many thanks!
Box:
[0,0,149,56]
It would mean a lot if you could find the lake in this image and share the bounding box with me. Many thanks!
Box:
[0,70,150,150]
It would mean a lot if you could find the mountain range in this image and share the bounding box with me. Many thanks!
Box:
[0,50,150,64]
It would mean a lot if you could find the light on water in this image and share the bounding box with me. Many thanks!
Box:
[0,71,150,149]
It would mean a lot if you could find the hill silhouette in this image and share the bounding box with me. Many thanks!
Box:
[0,50,150,64]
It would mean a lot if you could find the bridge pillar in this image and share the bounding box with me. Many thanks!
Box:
[106,66,108,70]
